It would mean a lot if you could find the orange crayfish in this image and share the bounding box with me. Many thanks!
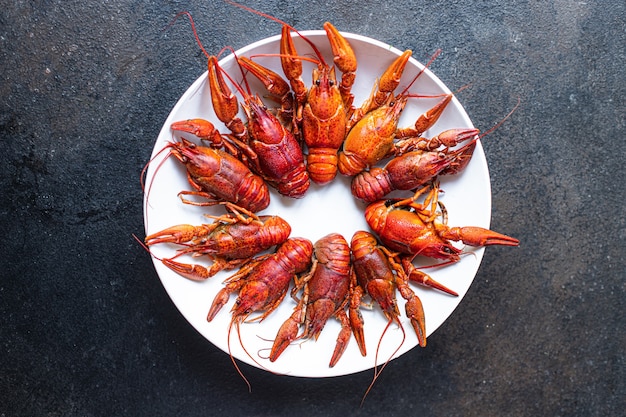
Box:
[349,231,428,351]
[351,129,479,203]
[144,206,291,280]
[170,12,309,198]
[365,182,520,263]
[206,237,313,390]
[270,233,353,367]
[147,137,270,213]
[225,1,356,185]
[337,51,446,177]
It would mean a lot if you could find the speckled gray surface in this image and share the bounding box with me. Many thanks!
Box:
[1,1,624,416]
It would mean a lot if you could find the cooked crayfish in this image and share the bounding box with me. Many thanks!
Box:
[170,12,309,198]
[226,1,419,186]
[338,94,408,177]
[270,233,353,367]
[149,137,271,212]
[351,130,479,202]
[178,56,310,198]
[206,237,313,389]
[353,100,521,202]
[142,9,522,399]
[337,53,448,177]
[365,182,520,263]
[144,207,291,280]
[338,51,451,176]
[224,2,356,185]
[349,231,428,351]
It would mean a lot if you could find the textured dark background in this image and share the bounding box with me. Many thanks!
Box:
[1,1,624,416]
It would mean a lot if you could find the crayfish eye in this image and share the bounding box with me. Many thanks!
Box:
[384,200,394,207]
[329,79,335,86]
[315,79,321,86]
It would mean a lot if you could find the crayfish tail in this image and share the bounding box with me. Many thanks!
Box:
[306,149,339,185]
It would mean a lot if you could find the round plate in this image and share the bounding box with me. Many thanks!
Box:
[143,31,491,377]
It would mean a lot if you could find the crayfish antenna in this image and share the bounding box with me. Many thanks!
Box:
[166,11,211,59]
[360,317,406,407]
[227,320,252,392]
[228,317,283,392]
[133,233,160,259]
[141,142,175,228]
[224,0,328,67]
[476,97,521,141]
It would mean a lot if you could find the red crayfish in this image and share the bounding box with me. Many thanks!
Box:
[144,207,291,280]
[352,99,522,203]
[270,233,353,367]
[365,182,520,263]
[351,129,479,202]
[206,237,313,390]
[349,230,427,351]
[169,12,310,198]
[146,137,271,212]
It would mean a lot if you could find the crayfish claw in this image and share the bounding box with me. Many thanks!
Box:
[349,287,367,356]
[377,50,412,96]
[145,224,212,245]
[432,128,480,148]
[238,56,291,98]
[207,56,246,137]
[171,118,224,146]
[441,226,520,247]
[406,266,459,297]
[323,22,357,74]
[323,22,357,99]
[161,258,214,281]
[207,287,232,321]
[279,25,307,105]
[404,295,426,348]
[269,309,301,362]
[396,265,427,347]
[329,310,352,367]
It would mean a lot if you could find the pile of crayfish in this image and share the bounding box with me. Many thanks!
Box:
[141,1,519,397]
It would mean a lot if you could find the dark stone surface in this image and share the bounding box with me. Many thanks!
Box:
[1,1,624,416]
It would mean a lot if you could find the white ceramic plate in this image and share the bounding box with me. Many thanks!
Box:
[143,31,491,377]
